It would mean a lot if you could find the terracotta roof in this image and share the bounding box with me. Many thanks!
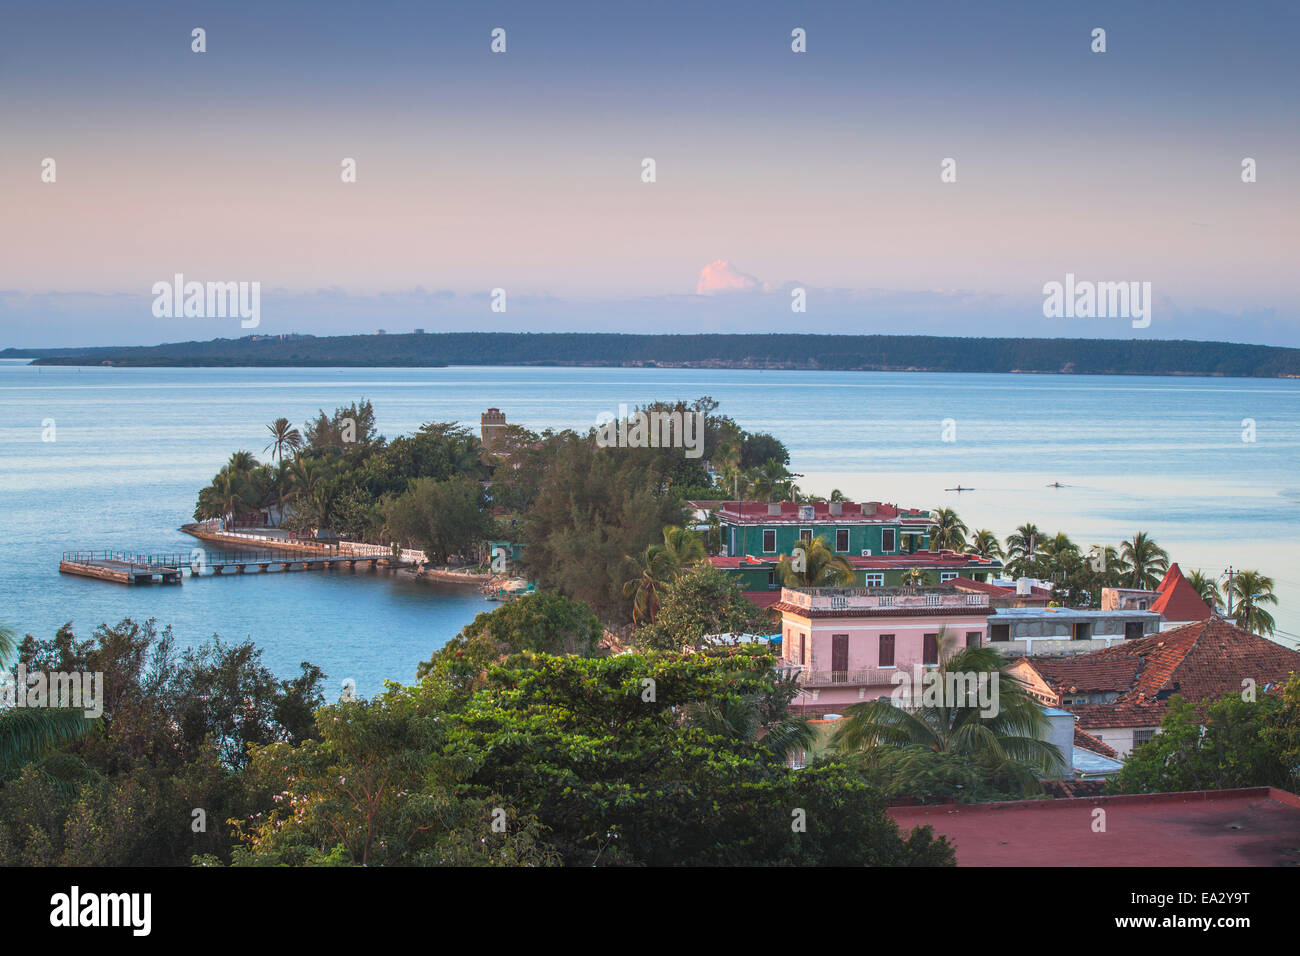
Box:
[1149,563,1212,622]
[1027,618,1300,729]
[889,788,1300,866]
[1073,726,1118,759]
[741,591,781,608]
[948,576,1052,600]
[1026,656,1143,697]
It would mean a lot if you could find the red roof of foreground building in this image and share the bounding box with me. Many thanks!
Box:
[1025,618,1300,729]
[889,787,1300,866]
[1149,563,1213,622]
[716,500,932,524]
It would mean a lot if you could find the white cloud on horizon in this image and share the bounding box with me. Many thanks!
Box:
[695,259,760,295]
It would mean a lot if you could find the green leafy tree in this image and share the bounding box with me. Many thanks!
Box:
[443,647,953,866]
[384,476,494,565]
[417,591,602,694]
[635,563,775,652]
[1107,690,1293,794]
[521,432,686,622]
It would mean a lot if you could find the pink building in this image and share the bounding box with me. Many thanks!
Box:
[775,586,992,715]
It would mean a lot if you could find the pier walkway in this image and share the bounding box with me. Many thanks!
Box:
[60,548,395,585]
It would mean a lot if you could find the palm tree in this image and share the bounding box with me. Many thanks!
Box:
[969,529,1004,561]
[264,417,303,463]
[1004,523,1041,576]
[830,633,1062,779]
[211,469,250,529]
[1086,545,1129,586]
[900,567,932,587]
[777,536,854,587]
[289,457,324,502]
[1225,570,1278,636]
[1120,532,1169,589]
[622,546,675,624]
[227,450,258,475]
[1037,532,1080,582]
[746,459,797,502]
[269,459,293,527]
[928,508,968,552]
[1185,569,1222,610]
[0,625,96,775]
[714,436,743,499]
[658,525,705,577]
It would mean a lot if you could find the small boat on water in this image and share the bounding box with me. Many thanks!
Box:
[945,484,974,492]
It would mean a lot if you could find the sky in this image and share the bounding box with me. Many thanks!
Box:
[1,0,1297,347]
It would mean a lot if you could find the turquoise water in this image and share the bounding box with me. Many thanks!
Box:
[2,361,1298,696]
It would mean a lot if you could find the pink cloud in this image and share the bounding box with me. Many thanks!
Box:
[696,259,759,295]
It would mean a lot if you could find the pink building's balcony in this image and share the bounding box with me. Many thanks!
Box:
[776,662,936,689]
[779,586,989,614]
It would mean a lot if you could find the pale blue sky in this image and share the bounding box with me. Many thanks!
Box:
[1,0,1296,346]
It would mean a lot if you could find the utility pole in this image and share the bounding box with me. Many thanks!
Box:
[1224,566,1235,617]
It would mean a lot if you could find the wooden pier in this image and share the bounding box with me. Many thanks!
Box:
[60,549,396,585]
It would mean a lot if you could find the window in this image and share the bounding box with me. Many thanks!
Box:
[940,571,958,582]
[1133,728,1158,748]
[799,528,813,544]
[991,623,1010,642]
[1073,622,1092,641]
[1125,621,1144,640]
[966,631,982,648]
[762,529,776,553]
[882,529,897,553]
[797,633,806,666]
[831,635,849,681]
[923,633,939,665]
[865,573,884,587]
[878,634,895,667]
[767,568,776,589]
[835,528,849,552]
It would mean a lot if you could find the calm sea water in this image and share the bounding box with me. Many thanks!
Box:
[3,361,1298,695]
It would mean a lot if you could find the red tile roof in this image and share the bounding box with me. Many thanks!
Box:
[948,576,1052,601]
[1027,618,1300,729]
[741,591,782,608]
[889,787,1300,866]
[1073,726,1118,759]
[1149,563,1213,622]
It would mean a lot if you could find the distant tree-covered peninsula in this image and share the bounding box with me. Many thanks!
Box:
[6,332,1300,378]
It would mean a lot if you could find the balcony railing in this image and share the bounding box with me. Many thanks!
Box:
[779,586,988,612]
[785,666,937,689]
